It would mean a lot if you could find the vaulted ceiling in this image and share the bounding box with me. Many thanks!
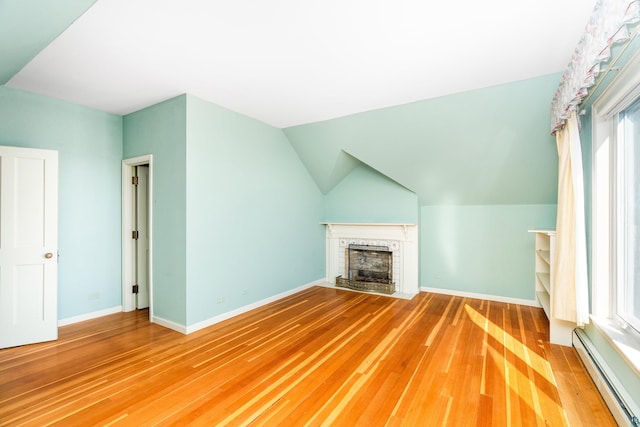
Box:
[3,0,595,128]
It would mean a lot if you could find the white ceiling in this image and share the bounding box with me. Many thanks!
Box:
[7,0,596,128]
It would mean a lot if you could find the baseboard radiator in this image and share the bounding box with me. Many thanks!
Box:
[573,329,640,426]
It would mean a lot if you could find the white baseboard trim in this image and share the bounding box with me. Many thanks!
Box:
[420,286,539,307]
[152,315,187,334]
[58,305,122,327]
[159,278,325,335]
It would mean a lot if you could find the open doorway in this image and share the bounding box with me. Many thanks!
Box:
[122,155,153,320]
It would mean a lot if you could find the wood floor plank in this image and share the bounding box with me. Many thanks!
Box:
[0,286,616,426]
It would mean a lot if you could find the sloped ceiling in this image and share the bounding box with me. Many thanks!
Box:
[3,0,595,128]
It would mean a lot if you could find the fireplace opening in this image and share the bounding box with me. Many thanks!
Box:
[336,244,395,294]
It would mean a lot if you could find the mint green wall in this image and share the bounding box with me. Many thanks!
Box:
[0,86,122,319]
[284,74,560,205]
[421,204,556,300]
[184,95,324,326]
[123,95,188,326]
[122,94,324,328]
[0,0,97,84]
[285,74,560,301]
[324,164,418,224]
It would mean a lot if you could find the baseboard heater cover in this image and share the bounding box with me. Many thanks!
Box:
[573,329,640,426]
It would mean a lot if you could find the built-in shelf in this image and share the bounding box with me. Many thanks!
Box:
[536,290,551,316]
[528,229,575,346]
[536,249,551,264]
[536,272,551,295]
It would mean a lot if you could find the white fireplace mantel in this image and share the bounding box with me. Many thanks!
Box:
[322,223,419,298]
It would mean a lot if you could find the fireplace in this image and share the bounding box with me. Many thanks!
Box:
[336,244,395,294]
[323,223,419,298]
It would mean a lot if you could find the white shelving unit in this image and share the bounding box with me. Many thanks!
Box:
[528,229,575,346]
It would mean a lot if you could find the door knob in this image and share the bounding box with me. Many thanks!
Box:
[44,252,54,259]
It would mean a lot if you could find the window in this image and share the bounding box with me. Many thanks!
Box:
[592,51,640,369]
[616,97,640,333]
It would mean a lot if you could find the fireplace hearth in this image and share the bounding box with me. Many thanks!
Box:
[336,244,395,294]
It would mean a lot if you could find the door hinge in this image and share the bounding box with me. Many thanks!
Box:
[132,176,139,185]
[132,284,139,294]
[132,230,139,240]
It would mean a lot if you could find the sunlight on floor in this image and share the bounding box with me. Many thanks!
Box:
[465,303,569,426]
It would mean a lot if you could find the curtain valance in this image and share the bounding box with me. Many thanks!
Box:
[550,0,640,134]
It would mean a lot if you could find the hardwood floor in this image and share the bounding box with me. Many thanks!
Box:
[0,286,615,426]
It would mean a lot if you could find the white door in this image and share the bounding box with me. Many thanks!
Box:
[0,146,58,349]
[135,165,149,309]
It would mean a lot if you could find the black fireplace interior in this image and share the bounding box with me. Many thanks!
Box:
[336,244,395,294]
[348,244,392,283]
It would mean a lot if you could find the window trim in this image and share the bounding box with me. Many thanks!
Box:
[615,103,640,333]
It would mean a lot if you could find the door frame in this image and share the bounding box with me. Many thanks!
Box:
[122,155,153,320]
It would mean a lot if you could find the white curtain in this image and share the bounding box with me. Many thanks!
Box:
[553,112,589,327]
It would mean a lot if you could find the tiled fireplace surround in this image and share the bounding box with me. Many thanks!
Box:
[323,223,419,299]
